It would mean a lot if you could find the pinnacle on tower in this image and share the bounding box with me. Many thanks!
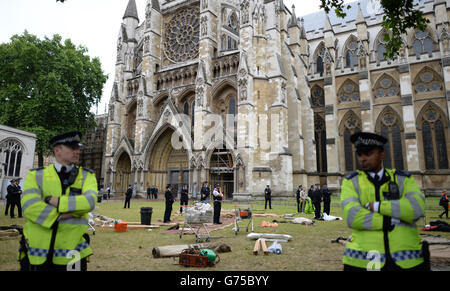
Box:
[123,0,139,22]
[288,4,299,28]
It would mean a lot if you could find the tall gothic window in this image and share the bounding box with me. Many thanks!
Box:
[376,32,388,62]
[373,73,400,98]
[413,30,434,57]
[191,101,195,128]
[0,139,23,177]
[228,97,237,144]
[184,101,189,116]
[418,103,449,170]
[315,44,325,76]
[413,67,443,94]
[338,79,360,104]
[314,115,327,173]
[311,85,325,107]
[340,112,361,172]
[376,108,404,170]
[344,37,359,69]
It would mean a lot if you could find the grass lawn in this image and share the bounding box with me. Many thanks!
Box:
[0,196,448,271]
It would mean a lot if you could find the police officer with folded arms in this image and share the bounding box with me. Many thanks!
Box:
[340,132,429,271]
[19,131,98,271]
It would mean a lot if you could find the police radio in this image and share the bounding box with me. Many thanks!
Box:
[383,182,400,200]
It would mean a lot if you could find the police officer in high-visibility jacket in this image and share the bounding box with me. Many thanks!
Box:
[341,132,429,271]
[19,131,98,271]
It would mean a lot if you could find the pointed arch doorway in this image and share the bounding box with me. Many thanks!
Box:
[115,152,132,194]
[146,127,189,196]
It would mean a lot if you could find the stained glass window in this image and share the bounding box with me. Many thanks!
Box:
[374,74,400,98]
[413,30,434,57]
[338,80,360,103]
[420,104,449,170]
[0,140,23,178]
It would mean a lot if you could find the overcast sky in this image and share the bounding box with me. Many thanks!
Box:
[0,0,337,115]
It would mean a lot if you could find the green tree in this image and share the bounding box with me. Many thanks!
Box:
[0,31,108,166]
[320,0,429,59]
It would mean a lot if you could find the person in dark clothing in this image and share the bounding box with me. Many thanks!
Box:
[308,185,314,199]
[439,189,449,219]
[200,182,210,202]
[296,185,302,213]
[8,179,22,218]
[154,186,158,200]
[164,184,175,222]
[264,185,272,210]
[180,184,189,213]
[146,186,151,199]
[12,179,23,218]
[5,179,15,217]
[312,184,322,219]
[124,185,132,208]
[321,183,332,216]
[212,184,223,224]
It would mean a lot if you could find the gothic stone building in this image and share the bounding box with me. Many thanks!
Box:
[104,0,450,199]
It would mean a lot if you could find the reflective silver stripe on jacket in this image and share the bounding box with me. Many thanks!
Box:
[22,197,42,213]
[83,190,97,211]
[67,196,77,212]
[351,176,361,200]
[35,169,44,198]
[341,197,359,209]
[36,205,54,226]
[81,169,88,188]
[59,217,89,225]
[22,188,42,197]
[404,192,424,220]
[397,174,405,196]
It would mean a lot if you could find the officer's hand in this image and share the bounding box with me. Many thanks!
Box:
[60,213,73,220]
[49,197,59,208]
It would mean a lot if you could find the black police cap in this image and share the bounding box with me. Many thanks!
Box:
[350,132,387,151]
[50,131,83,147]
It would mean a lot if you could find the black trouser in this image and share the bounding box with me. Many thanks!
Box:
[323,199,330,215]
[265,197,272,209]
[4,197,11,215]
[313,200,321,218]
[213,200,222,223]
[164,201,173,222]
[440,203,449,218]
[180,199,188,213]
[124,196,131,208]
[10,198,22,218]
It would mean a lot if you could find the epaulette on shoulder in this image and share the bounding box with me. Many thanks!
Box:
[30,167,44,172]
[345,171,358,180]
[395,169,411,177]
[82,167,95,174]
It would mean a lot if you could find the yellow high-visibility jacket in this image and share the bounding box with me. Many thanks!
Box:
[19,165,97,266]
[340,168,425,269]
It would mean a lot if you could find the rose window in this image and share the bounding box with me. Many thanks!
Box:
[163,8,200,63]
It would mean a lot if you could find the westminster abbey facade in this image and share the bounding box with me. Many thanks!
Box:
[103,0,450,199]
